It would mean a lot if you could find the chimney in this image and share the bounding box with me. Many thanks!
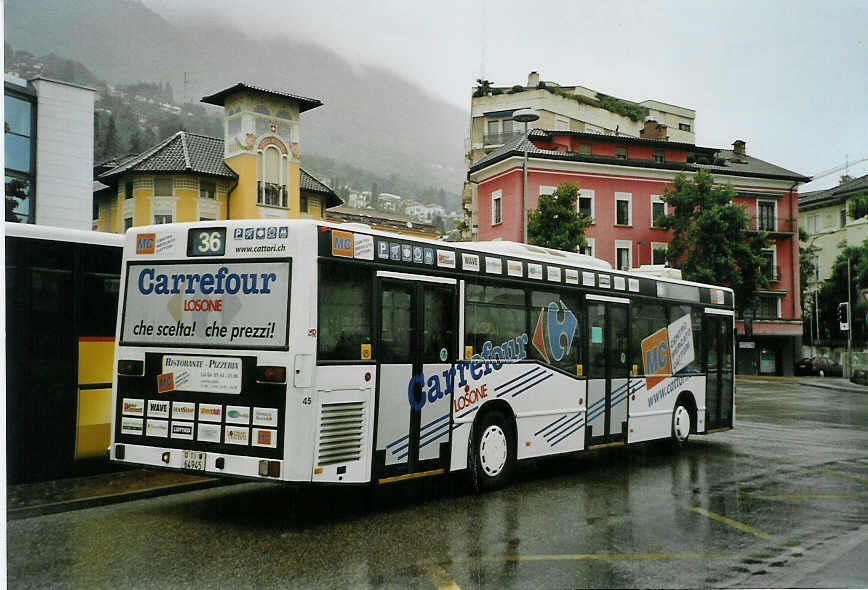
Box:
[732,140,746,155]
[528,71,540,87]
[639,117,668,141]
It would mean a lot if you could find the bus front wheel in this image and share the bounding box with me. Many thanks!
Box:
[670,402,692,446]
[470,410,515,493]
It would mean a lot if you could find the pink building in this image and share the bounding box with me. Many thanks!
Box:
[468,127,810,375]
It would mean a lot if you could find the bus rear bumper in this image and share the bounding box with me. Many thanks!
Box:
[111,443,286,481]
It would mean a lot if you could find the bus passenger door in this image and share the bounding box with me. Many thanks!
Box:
[586,296,630,446]
[375,273,457,479]
[704,313,734,429]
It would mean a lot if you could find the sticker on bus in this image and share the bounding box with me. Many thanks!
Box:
[197,423,221,443]
[225,426,250,445]
[162,355,242,395]
[146,419,168,438]
[252,428,277,448]
[122,398,144,416]
[121,417,143,435]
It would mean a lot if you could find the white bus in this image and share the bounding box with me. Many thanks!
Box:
[110,220,734,491]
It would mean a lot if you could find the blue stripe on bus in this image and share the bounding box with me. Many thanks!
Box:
[544,414,583,441]
[495,367,543,392]
[398,428,451,459]
[551,419,585,446]
[496,368,546,398]
[455,406,478,420]
[510,372,553,398]
[534,414,569,436]
[386,413,448,451]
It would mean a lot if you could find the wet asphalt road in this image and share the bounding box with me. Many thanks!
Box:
[7,378,868,589]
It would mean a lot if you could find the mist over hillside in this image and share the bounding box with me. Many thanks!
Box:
[5,0,468,199]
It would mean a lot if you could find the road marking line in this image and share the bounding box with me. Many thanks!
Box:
[426,553,724,565]
[823,470,868,484]
[746,493,861,500]
[689,507,775,541]
[420,563,461,590]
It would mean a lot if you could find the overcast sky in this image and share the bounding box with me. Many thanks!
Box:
[145,0,867,192]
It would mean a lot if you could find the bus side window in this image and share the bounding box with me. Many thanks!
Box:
[317,262,372,361]
[464,281,525,356]
[529,290,581,373]
[630,301,668,376]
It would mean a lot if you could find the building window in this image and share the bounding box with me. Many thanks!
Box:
[258,146,286,207]
[651,195,665,228]
[615,146,627,160]
[806,214,817,233]
[761,248,777,282]
[124,217,133,231]
[555,116,569,131]
[578,189,594,220]
[154,214,172,224]
[653,150,664,163]
[840,208,847,228]
[491,190,502,225]
[200,180,216,199]
[579,237,595,257]
[154,178,173,196]
[757,201,776,231]
[578,143,591,155]
[615,192,632,226]
[502,120,515,135]
[679,122,691,132]
[487,120,499,137]
[124,181,134,199]
[651,242,668,265]
[615,240,632,271]
[5,92,35,223]
[756,296,779,319]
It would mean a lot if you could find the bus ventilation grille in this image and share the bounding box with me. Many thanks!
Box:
[317,401,365,466]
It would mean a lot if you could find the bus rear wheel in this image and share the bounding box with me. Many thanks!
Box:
[470,410,515,493]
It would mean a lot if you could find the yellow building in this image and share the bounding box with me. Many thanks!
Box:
[93,83,340,232]
[799,174,868,285]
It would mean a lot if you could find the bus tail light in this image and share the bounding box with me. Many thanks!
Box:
[256,366,286,383]
[259,460,280,477]
[118,359,144,376]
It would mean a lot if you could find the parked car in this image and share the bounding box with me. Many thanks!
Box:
[795,356,844,377]
[851,369,868,386]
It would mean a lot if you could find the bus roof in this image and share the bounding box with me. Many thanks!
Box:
[4,222,124,247]
[119,218,734,297]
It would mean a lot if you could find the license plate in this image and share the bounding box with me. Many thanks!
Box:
[183,450,206,471]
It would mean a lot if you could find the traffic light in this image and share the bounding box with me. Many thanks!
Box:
[838,302,849,332]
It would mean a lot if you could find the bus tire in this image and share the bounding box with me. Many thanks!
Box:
[469,410,515,493]
[670,401,692,447]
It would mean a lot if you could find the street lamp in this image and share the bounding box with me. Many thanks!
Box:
[512,108,539,243]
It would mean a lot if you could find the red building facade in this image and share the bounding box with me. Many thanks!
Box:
[469,130,809,375]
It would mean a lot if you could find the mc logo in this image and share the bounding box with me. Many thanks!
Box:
[641,327,671,389]
[136,233,156,254]
[332,230,354,257]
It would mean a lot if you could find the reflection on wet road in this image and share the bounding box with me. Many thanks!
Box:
[8,378,868,589]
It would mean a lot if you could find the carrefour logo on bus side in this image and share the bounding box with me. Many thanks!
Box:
[531,301,577,363]
[137,267,278,295]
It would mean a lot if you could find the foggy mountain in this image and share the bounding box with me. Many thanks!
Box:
[5,0,468,194]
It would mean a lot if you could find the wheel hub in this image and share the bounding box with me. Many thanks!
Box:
[673,406,691,442]
[479,425,508,476]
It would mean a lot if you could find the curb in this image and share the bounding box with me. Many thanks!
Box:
[799,381,868,395]
[7,478,233,521]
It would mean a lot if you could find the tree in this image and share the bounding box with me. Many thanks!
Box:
[657,170,769,311]
[847,193,868,221]
[527,182,592,252]
[5,176,29,222]
[817,238,868,343]
[103,115,120,160]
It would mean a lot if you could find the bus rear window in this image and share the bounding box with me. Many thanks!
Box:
[121,260,290,349]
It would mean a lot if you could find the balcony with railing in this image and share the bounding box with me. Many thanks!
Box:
[747,216,795,234]
[257,181,286,208]
[762,264,782,283]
